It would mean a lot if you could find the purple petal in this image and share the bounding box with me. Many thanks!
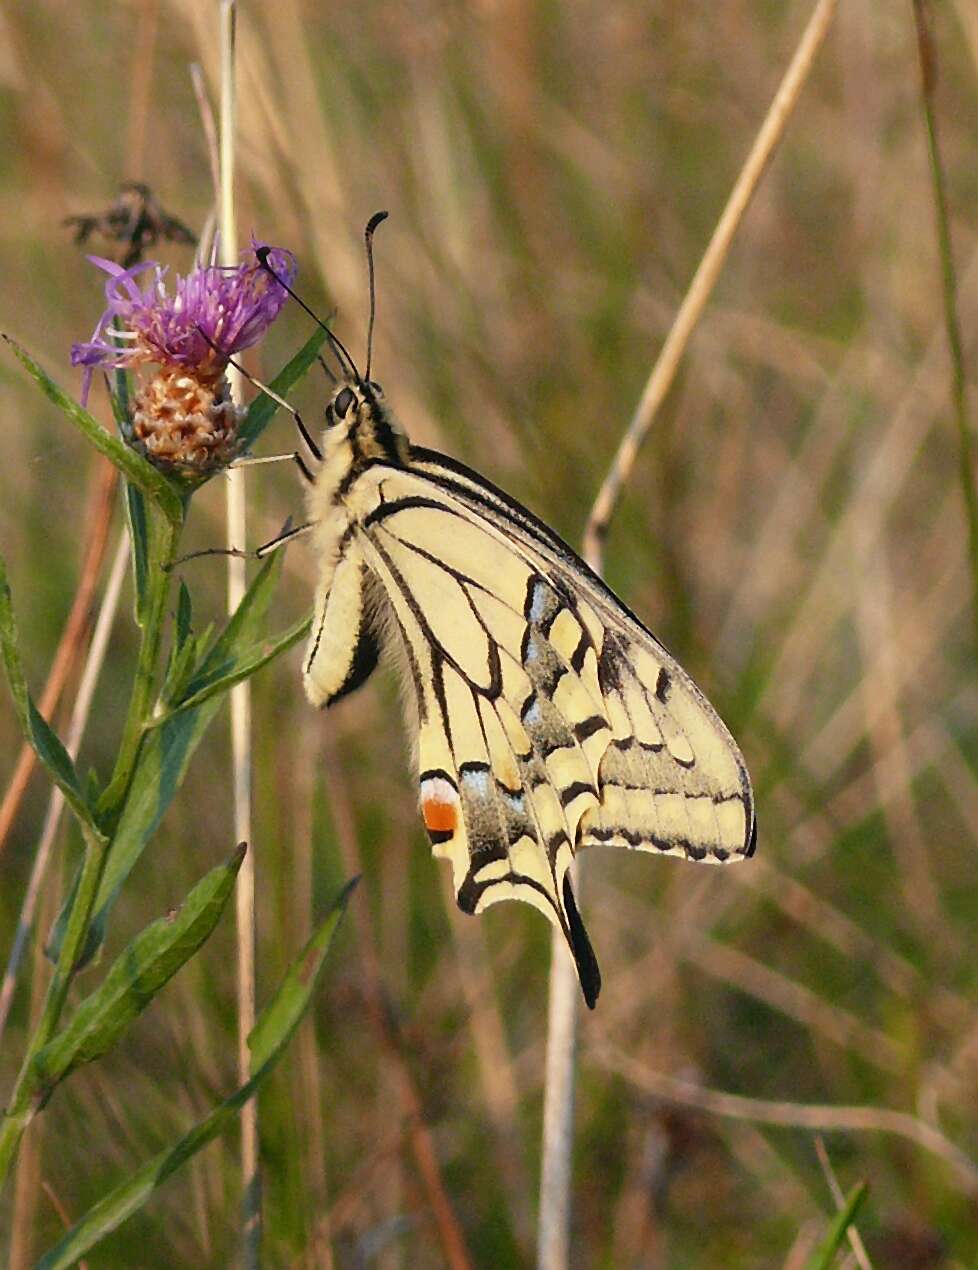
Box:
[71,242,296,389]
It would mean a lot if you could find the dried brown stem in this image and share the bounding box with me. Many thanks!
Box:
[582,0,838,572]
[320,727,473,1270]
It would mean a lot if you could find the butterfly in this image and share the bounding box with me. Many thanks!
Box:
[257,237,755,1009]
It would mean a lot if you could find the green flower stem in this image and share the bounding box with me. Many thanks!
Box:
[0,820,107,1187]
[98,503,184,825]
[0,496,184,1190]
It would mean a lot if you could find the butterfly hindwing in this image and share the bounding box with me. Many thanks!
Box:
[348,485,602,996]
[303,531,382,708]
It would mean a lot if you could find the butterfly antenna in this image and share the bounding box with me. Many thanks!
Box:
[255,245,362,383]
[194,324,322,461]
[364,210,388,382]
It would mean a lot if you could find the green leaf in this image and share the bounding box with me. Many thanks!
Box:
[49,549,290,965]
[35,880,355,1270]
[65,707,223,967]
[159,583,201,707]
[175,581,192,647]
[248,876,358,1072]
[156,611,311,722]
[805,1181,870,1270]
[201,546,284,661]
[33,845,245,1094]
[4,338,185,526]
[236,326,330,451]
[107,359,132,433]
[125,484,150,622]
[0,555,104,843]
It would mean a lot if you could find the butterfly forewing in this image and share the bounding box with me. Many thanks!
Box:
[383,457,754,857]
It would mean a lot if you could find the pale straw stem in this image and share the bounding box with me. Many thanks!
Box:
[537,937,579,1270]
[582,0,839,570]
[217,2,260,1262]
[538,3,839,1264]
[597,1042,978,1196]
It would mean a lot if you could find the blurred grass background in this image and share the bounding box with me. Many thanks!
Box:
[2,0,978,1265]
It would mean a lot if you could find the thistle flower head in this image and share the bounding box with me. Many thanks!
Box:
[71,241,296,474]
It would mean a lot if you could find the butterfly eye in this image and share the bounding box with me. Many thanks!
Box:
[333,386,355,419]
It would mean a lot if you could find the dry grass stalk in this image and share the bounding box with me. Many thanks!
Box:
[581,0,840,572]
[538,2,840,1264]
[214,2,261,1261]
[319,726,473,1269]
[595,1043,978,1196]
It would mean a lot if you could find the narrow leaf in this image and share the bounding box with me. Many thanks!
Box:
[248,876,359,1072]
[236,326,330,451]
[0,555,103,842]
[61,705,223,967]
[4,337,184,526]
[159,583,203,708]
[805,1181,870,1270]
[34,845,245,1093]
[196,546,285,670]
[175,581,192,647]
[125,484,150,621]
[157,612,311,722]
[35,881,354,1270]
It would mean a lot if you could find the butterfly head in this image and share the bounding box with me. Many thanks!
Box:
[321,375,408,466]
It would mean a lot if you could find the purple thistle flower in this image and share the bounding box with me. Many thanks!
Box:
[70,240,296,475]
[71,241,296,394]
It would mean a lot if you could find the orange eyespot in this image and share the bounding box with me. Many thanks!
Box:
[422,798,458,834]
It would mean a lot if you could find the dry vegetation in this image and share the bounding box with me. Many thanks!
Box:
[1,1,977,1265]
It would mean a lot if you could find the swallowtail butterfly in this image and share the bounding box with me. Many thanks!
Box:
[259,232,755,1008]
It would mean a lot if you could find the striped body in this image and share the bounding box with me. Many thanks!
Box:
[303,379,755,1007]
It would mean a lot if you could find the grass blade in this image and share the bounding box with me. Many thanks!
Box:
[236,326,330,451]
[125,485,150,622]
[805,1181,870,1270]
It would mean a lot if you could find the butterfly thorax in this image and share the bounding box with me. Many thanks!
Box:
[307,378,409,510]
[305,377,409,612]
